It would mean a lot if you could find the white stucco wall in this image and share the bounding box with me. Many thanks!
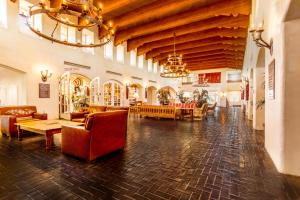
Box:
[0,1,179,119]
[243,0,300,176]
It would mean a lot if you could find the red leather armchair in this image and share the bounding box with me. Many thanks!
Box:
[0,106,47,137]
[61,110,128,161]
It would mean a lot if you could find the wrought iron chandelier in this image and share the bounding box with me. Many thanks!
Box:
[160,33,190,78]
[27,0,114,48]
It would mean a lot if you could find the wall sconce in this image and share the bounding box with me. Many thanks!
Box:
[40,70,52,82]
[249,24,273,55]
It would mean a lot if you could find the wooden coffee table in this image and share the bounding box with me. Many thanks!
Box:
[15,119,83,150]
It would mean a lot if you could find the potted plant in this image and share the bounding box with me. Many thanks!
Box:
[157,89,171,105]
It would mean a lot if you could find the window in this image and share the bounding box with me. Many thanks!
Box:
[104,41,113,60]
[0,0,7,28]
[82,29,94,54]
[147,59,153,72]
[19,0,31,16]
[60,24,76,43]
[138,55,144,69]
[19,0,42,32]
[153,63,158,73]
[130,50,137,66]
[116,45,124,63]
[160,65,164,73]
[103,81,122,106]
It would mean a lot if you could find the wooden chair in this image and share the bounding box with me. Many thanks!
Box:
[193,103,208,120]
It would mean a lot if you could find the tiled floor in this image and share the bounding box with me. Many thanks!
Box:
[0,107,299,200]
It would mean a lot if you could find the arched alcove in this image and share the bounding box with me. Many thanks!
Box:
[103,79,123,106]
[146,86,157,105]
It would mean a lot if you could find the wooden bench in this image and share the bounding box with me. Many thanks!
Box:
[140,105,176,120]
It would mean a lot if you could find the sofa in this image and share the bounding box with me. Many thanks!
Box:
[70,105,129,123]
[0,106,47,137]
[61,110,128,161]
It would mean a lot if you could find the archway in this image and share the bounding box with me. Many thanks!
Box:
[146,86,157,105]
[103,79,123,106]
[128,83,143,105]
[59,72,91,119]
[253,48,265,130]
[159,86,176,104]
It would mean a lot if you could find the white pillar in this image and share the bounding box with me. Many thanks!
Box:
[253,67,265,130]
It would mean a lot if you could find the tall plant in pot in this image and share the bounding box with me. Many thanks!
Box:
[193,89,209,108]
[157,89,171,105]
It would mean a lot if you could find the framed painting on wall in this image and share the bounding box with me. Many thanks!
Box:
[268,59,275,99]
[39,83,50,98]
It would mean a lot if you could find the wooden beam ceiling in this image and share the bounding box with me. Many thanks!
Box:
[136,27,247,56]
[100,0,157,18]
[154,44,245,62]
[114,0,251,45]
[128,15,249,51]
[145,37,246,59]
[156,50,245,63]
[109,0,222,31]
[97,0,251,71]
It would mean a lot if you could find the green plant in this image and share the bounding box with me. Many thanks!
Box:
[157,89,171,105]
[193,89,209,108]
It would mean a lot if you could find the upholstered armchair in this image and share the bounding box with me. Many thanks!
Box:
[0,106,47,137]
[61,110,128,161]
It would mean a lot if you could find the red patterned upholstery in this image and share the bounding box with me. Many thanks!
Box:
[70,105,129,122]
[0,106,47,137]
[61,110,128,161]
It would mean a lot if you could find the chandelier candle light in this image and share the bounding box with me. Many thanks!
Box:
[160,33,190,78]
[26,0,114,48]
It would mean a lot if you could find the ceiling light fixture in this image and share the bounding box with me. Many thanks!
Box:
[27,0,114,48]
[160,33,190,78]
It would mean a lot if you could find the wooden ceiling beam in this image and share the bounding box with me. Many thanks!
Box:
[185,60,243,65]
[184,56,244,63]
[139,28,247,56]
[145,37,246,58]
[186,62,243,67]
[128,14,249,50]
[110,0,221,31]
[115,0,250,45]
[158,51,245,64]
[187,66,241,71]
[101,0,157,17]
[154,44,245,61]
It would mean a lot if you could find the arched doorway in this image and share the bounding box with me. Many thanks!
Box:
[128,83,143,105]
[147,86,157,105]
[103,80,123,106]
[253,48,265,130]
[158,86,176,104]
[59,72,91,119]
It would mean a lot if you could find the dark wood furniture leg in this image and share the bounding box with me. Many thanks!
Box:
[45,129,61,150]
[17,125,23,141]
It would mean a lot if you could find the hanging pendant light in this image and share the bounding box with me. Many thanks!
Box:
[26,0,114,48]
[160,33,190,78]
